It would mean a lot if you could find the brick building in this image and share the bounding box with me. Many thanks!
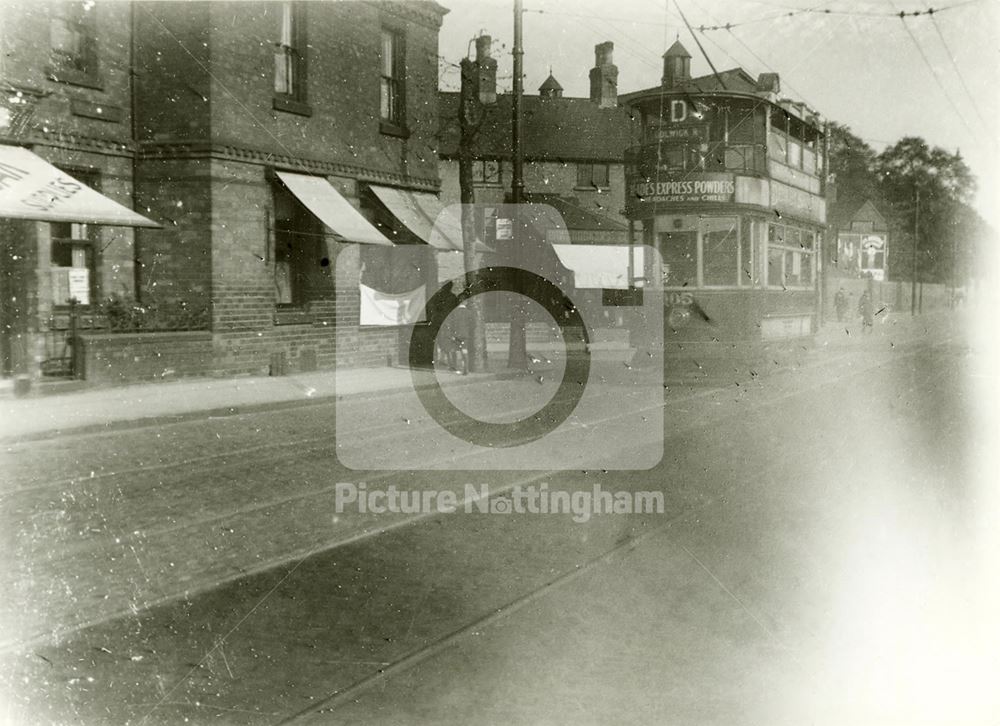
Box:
[1,0,153,383]
[2,0,450,385]
[437,40,639,249]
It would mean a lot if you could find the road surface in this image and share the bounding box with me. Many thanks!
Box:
[1,314,997,725]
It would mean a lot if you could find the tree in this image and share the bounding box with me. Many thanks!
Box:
[826,121,880,205]
[875,137,976,285]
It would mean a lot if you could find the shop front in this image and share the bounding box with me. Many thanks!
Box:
[0,144,160,390]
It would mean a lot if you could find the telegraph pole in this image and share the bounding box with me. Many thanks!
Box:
[458,37,495,372]
[507,0,528,369]
[911,182,919,316]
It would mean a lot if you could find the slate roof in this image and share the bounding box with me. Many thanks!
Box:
[538,74,564,92]
[437,92,639,163]
[524,193,628,232]
[829,199,888,232]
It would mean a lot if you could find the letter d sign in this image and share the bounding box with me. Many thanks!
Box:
[670,99,687,123]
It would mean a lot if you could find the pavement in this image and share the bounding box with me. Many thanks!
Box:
[0,309,957,442]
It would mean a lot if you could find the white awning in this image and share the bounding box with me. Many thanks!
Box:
[276,171,391,246]
[0,145,160,227]
[552,244,645,289]
[368,185,491,253]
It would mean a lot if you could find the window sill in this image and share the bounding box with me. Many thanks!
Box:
[379,121,410,139]
[273,96,313,117]
[573,185,611,192]
[274,309,314,326]
[45,65,104,91]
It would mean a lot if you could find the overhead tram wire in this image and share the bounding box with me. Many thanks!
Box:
[674,0,728,90]
[888,0,983,145]
[713,0,985,21]
[923,4,994,143]
[559,11,663,76]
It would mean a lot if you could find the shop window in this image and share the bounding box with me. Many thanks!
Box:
[577,163,610,189]
[50,169,99,306]
[658,231,697,288]
[274,2,308,107]
[273,182,326,308]
[49,0,98,82]
[380,28,405,128]
[50,224,95,306]
[701,218,738,287]
[472,159,501,185]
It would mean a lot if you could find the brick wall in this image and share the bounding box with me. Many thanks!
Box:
[439,159,629,229]
[78,331,213,385]
[134,158,213,312]
[200,1,442,185]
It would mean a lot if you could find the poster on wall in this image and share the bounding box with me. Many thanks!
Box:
[67,268,89,305]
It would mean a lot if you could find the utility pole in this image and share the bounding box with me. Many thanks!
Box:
[507,0,528,369]
[458,36,495,372]
[911,182,919,316]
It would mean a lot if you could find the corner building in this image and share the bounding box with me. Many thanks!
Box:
[133,0,449,376]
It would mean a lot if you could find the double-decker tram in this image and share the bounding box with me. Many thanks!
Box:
[621,42,828,367]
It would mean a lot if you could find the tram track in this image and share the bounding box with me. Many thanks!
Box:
[280,339,962,724]
[3,337,948,656]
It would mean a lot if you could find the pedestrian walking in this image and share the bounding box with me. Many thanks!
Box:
[858,289,874,333]
[433,281,472,374]
[834,287,848,323]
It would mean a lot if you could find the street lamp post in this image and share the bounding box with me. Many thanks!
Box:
[507,0,528,369]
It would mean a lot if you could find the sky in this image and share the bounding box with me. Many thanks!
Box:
[436,0,1000,227]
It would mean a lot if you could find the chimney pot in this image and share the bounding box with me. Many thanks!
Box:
[475,35,497,105]
[589,41,618,108]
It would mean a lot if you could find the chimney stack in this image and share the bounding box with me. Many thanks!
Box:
[589,41,618,108]
[662,39,691,89]
[475,35,497,105]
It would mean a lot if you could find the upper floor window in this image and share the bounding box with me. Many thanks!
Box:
[767,107,822,176]
[472,159,501,185]
[49,0,98,81]
[380,28,405,127]
[577,163,609,189]
[274,2,307,103]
